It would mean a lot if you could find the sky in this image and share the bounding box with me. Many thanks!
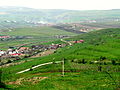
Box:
[0,0,120,10]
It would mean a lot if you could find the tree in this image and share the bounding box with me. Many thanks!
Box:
[100,56,106,60]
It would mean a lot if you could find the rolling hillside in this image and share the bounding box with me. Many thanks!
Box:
[1,28,120,90]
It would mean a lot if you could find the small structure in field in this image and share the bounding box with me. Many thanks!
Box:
[49,44,59,49]
[74,40,84,43]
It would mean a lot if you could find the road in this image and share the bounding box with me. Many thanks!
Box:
[16,61,62,74]
[61,39,72,46]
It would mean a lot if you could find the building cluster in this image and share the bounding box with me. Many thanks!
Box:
[0,39,84,66]
[0,43,67,59]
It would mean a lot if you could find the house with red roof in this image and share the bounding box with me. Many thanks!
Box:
[0,36,11,39]
[74,40,84,43]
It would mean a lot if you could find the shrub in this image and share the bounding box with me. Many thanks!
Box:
[100,56,106,60]
[112,60,116,65]
[81,59,86,64]
[89,61,94,64]
[71,60,74,62]
[7,60,12,64]
[98,66,102,71]
[103,62,107,65]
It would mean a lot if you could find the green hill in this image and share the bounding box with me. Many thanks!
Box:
[1,28,120,90]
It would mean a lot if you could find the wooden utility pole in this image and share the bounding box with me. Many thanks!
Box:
[62,58,64,76]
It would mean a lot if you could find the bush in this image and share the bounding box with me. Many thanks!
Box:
[89,61,94,64]
[71,60,74,62]
[112,60,116,65]
[103,62,107,65]
[81,59,86,64]
[98,66,102,71]
[100,56,106,60]
[7,60,12,64]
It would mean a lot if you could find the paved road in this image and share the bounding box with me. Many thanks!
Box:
[16,61,62,74]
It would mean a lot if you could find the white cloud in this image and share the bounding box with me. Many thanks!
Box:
[0,0,120,10]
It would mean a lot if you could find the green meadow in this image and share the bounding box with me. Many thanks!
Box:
[0,28,120,90]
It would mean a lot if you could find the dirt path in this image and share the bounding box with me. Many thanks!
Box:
[7,77,48,85]
[61,39,72,45]
[16,61,62,74]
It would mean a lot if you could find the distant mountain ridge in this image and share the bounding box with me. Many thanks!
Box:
[0,6,120,29]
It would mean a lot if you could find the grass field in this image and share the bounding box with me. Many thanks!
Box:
[0,28,120,90]
[81,21,120,28]
[0,26,76,50]
[1,27,76,36]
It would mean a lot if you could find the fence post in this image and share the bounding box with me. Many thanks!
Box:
[62,58,64,76]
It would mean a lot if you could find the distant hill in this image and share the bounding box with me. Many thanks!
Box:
[0,6,120,29]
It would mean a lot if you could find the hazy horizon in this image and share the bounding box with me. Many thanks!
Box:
[0,0,120,10]
[0,6,120,11]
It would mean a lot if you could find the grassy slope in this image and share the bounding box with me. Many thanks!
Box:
[81,21,120,28]
[1,28,120,90]
[64,28,120,61]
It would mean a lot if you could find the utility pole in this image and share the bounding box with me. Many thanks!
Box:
[62,58,64,76]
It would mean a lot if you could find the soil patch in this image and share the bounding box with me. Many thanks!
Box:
[6,77,48,85]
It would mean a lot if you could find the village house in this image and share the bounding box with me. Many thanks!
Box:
[7,49,21,56]
[80,29,88,32]
[0,50,6,56]
[71,40,84,43]
[58,44,67,48]
[10,53,22,57]
[0,36,11,39]
[17,47,29,54]
[49,44,59,49]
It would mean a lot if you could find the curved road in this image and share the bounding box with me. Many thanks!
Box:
[16,61,62,74]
